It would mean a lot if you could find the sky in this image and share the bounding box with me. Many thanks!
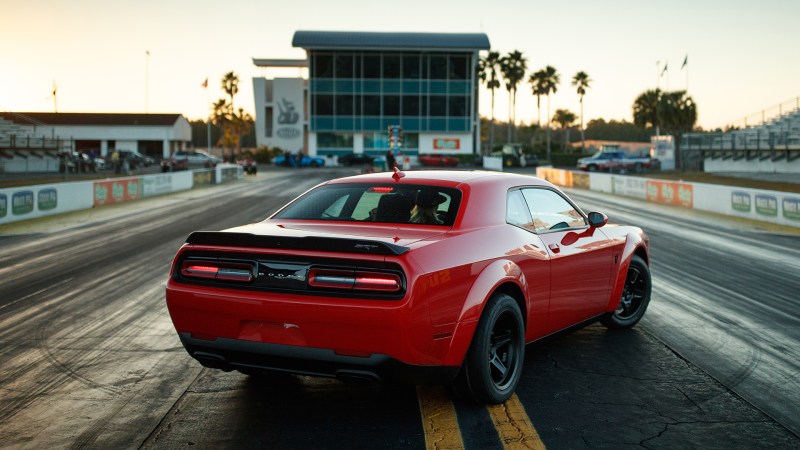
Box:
[2,0,799,130]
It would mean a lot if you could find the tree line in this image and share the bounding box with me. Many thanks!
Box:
[479,50,698,167]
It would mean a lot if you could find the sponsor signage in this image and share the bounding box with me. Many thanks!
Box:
[143,174,173,197]
[755,194,778,216]
[731,191,751,212]
[38,188,58,211]
[94,179,142,206]
[646,181,693,208]
[12,191,34,215]
[0,194,6,217]
[783,197,800,221]
[612,176,647,199]
[433,138,460,150]
[193,170,214,186]
[221,167,238,183]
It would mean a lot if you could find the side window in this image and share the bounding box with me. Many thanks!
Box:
[506,190,534,230]
[521,188,586,232]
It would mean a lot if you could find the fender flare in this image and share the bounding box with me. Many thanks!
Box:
[441,259,526,366]
[606,232,648,311]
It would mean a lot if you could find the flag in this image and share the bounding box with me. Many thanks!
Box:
[201,78,208,89]
[661,63,668,76]
[681,54,688,69]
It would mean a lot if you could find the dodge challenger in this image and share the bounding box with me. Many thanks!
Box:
[166,169,651,403]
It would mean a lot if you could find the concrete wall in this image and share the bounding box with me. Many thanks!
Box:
[0,165,241,225]
[536,167,800,228]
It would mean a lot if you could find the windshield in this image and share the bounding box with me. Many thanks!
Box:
[273,183,461,226]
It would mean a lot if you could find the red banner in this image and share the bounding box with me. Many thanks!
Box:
[94,179,142,207]
[646,181,693,208]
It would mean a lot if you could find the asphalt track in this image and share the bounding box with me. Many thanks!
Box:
[0,167,798,449]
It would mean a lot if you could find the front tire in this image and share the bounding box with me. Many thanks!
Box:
[601,255,651,329]
[450,293,525,404]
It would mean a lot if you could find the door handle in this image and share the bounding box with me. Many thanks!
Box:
[548,243,560,254]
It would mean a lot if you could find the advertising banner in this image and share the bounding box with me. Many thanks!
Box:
[433,139,460,150]
[783,197,800,221]
[94,179,142,207]
[12,191,34,215]
[142,174,174,197]
[646,180,693,208]
[193,170,214,186]
[611,176,647,199]
[37,188,58,211]
[731,192,752,213]
[0,194,6,218]
[754,194,778,217]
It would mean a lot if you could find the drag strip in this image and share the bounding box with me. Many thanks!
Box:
[0,169,797,449]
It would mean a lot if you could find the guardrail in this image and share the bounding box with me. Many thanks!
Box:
[536,167,800,228]
[0,165,242,225]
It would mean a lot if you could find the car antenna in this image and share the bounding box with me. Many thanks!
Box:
[391,166,405,181]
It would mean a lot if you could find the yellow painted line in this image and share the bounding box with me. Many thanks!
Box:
[486,393,546,450]
[417,385,465,450]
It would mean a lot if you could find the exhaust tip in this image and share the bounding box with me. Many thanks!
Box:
[193,352,233,372]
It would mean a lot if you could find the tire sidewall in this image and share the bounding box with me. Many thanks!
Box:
[464,294,525,403]
[603,255,652,329]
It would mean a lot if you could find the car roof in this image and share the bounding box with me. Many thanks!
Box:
[326,169,552,188]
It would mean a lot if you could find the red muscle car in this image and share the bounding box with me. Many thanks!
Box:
[166,169,651,403]
[418,154,459,167]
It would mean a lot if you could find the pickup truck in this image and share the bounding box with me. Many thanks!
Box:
[577,149,658,173]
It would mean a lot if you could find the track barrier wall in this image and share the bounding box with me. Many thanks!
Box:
[0,164,241,225]
[537,167,800,228]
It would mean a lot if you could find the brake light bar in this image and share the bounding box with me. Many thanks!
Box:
[309,269,401,292]
[368,187,394,193]
[181,260,254,282]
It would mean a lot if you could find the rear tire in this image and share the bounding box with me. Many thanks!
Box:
[601,255,651,329]
[450,293,525,404]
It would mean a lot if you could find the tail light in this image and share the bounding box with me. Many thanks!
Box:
[181,260,254,282]
[309,269,401,292]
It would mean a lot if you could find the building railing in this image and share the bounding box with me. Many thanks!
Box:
[723,96,800,130]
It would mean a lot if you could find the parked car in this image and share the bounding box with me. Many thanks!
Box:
[173,150,223,168]
[338,152,375,167]
[119,150,155,169]
[165,170,651,403]
[274,154,326,167]
[418,154,459,167]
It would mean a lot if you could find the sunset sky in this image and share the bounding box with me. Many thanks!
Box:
[2,0,799,129]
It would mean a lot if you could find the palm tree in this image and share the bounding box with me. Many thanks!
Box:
[500,51,528,142]
[632,89,663,134]
[222,71,240,112]
[479,51,502,153]
[528,69,548,127]
[541,66,560,161]
[571,71,592,150]
[632,89,697,169]
[552,109,577,151]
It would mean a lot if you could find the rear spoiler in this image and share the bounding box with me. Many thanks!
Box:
[185,231,409,256]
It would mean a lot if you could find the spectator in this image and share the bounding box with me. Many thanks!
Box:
[386,150,396,171]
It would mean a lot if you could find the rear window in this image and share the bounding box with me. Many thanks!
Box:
[273,183,461,226]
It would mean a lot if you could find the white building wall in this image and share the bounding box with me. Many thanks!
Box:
[252,77,305,152]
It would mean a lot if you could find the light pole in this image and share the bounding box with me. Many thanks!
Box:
[145,50,150,113]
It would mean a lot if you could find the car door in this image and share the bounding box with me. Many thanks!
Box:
[518,187,615,335]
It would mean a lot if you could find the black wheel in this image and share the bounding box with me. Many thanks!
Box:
[634,162,643,173]
[601,255,651,329]
[310,160,320,167]
[450,293,525,404]
[588,164,598,172]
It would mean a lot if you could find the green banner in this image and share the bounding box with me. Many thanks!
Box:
[38,188,58,211]
[0,194,6,218]
[12,191,34,215]
[755,194,778,217]
[731,191,751,213]
[783,197,800,221]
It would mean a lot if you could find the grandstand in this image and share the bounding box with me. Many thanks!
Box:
[0,112,191,174]
[0,113,71,174]
[682,97,800,174]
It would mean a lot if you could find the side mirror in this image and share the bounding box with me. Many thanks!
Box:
[587,212,608,228]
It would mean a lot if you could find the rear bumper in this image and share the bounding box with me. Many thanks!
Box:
[178,333,459,384]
